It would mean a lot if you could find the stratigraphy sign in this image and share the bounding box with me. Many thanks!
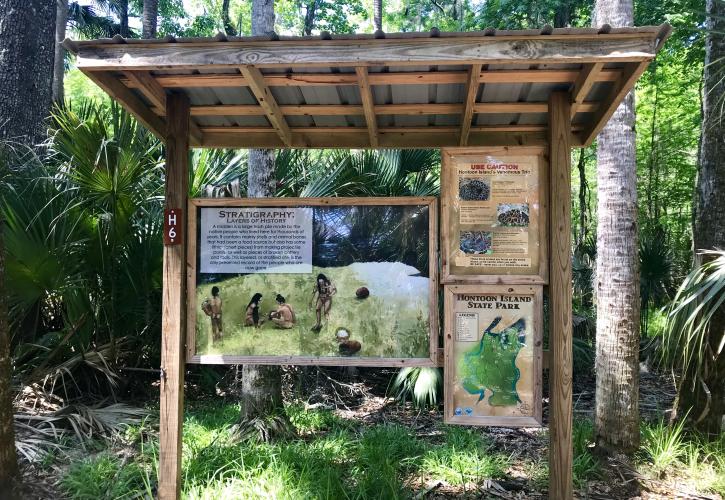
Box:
[199,207,313,274]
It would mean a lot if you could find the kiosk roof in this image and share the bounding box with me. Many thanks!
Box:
[65,25,670,149]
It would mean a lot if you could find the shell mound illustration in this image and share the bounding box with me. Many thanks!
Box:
[459,317,526,407]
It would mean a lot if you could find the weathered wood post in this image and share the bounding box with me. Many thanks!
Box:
[548,91,574,499]
[159,92,190,500]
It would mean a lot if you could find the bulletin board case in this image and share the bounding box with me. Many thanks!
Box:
[441,147,548,284]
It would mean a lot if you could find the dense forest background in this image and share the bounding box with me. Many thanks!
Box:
[0,0,723,498]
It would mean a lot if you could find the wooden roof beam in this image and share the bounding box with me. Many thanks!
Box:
[570,62,603,117]
[76,35,659,70]
[239,65,292,146]
[459,64,482,146]
[123,71,202,145]
[580,61,649,145]
[355,67,379,148]
[120,69,623,89]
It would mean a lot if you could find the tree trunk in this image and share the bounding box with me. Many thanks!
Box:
[373,0,383,32]
[592,0,641,454]
[222,0,237,36]
[303,0,320,36]
[0,1,56,145]
[119,0,129,37]
[688,0,725,435]
[142,0,158,39]
[0,210,17,500]
[242,0,283,422]
[53,0,68,104]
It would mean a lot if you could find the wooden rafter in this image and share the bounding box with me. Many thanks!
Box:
[150,102,599,117]
[570,62,603,117]
[123,71,202,145]
[239,65,292,146]
[459,64,482,146]
[120,68,624,89]
[355,67,378,148]
[580,61,650,145]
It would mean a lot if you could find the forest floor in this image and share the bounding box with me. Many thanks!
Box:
[14,365,725,500]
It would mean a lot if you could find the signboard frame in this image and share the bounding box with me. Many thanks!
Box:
[443,284,543,427]
[440,147,549,284]
[186,196,439,366]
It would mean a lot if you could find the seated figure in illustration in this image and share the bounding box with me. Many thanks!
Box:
[201,286,223,343]
[269,294,296,329]
[310,273,336,332]
[336,328,362,356]
[244,293,264,328]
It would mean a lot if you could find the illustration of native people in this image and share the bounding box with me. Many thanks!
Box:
[310,273,336,332]
[201,286,223,343]
[244,293,264,327]
[336,328,362,356]
[269,294,296,329]
[459,316,527,406]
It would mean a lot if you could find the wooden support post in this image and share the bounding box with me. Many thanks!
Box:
[570,62,603,117]
[158,92,190,500]
[355,67,379,148]
[548,91,573,500]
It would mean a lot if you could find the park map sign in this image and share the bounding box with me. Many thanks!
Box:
[444,284,543,427]
[186,197,439,366]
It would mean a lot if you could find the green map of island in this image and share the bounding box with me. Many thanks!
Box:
[459,317,527,406]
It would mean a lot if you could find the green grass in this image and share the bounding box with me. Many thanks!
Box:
[58,402,725,499]
[196,263,430,359]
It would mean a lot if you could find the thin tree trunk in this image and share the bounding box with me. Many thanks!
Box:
[592,0,641,454]
[0,1,56,145]
[373,0,383,31]
[53,0,68,104]
[303,0,320,36]
[142,0,158,39]
[119,0,129,37]
[576,148,588,248]
[222,0,237,36]
[689,0,725,435]
[0,210,17,500]
[242,0,283,422]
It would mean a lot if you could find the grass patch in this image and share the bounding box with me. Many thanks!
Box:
[61,452,152,499]
[417,426,509,486]
[572,419,600,487]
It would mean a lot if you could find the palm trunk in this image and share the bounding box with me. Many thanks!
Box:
[592,0,641,454]
[689,0,725,435]
[119,0,129,37]
[373,0,383,31]
[142,0,158,39]
[0,0,56,145]
[242,0,283,422]
[53,0,69,104]
[0,210,17,500]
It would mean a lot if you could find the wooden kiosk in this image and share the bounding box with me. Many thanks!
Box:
[65,24,670,499]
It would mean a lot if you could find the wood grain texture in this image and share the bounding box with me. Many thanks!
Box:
[459,64,482,146]
[75,36,658,70]
[239,65,293,146]
[439,147,549,284]
[570,63,603,116]
[158,92,190,500]
[355,67,379,147]
[186,197,439,367]
[443,284,543,427]
[548,91,573,500]
[85,71,167,139]
[120,68,623,89]
[581,61,650,145]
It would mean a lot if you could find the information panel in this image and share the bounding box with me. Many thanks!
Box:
[441,148,547,283]
[200,207,312,274]
[444,284,542,427]
[187,197,439,367]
